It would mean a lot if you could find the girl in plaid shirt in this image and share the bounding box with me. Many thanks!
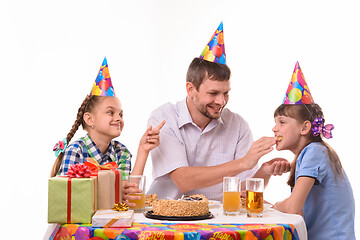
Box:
[50,58,165,206]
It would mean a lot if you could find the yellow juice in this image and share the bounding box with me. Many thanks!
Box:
[246,190,263,214]
[128,193,146,210]
[223,191,241,212]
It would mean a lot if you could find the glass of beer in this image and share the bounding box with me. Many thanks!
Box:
[223,177,241,215]
[246,178,264,217]
[128,175,146,212]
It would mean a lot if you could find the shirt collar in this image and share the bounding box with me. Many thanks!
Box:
[84,134,116,164]
[178,98,225,130]
[178,98,194,128]
[107,141,116,162]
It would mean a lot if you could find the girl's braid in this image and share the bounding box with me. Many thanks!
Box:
[65,95,93,142]
[50,95,93,177]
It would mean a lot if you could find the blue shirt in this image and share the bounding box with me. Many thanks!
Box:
[147,98,258,201]
[58,134,132,180]
[295,142,355,240]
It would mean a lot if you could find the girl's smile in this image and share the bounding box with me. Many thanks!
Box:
[89,96,124,141]
[273,115,304,154]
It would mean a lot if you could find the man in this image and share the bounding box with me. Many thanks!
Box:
[147,22,289,201]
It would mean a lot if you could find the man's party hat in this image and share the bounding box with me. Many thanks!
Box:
[90,57,115,97]
[199,22,226,65]
[282,61,314,104]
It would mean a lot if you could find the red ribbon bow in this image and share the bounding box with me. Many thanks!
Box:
[66,164,92,178]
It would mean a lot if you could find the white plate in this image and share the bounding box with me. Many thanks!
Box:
[208,200,221,208]
[144,205,153,211]
[264,203,274,211]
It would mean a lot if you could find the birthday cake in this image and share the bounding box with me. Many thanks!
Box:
[152,194,209,217]
[145,194,158,206]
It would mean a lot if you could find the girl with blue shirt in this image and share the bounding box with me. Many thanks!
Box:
[272,62,355,239]
[50,58,165,205]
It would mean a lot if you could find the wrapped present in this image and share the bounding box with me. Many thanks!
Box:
[97,169,122,209]
[92,209,134,228]
[48,176,97,224]
[85,158,122,210]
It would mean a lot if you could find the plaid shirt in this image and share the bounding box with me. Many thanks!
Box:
[58,134,132,179]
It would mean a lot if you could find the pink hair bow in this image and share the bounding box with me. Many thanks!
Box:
[53,138,68,157]
[312,118,334,139]
[66,164,92,178]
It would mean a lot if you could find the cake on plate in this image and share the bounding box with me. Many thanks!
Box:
[145,194,158,206]
[152,194,209,217]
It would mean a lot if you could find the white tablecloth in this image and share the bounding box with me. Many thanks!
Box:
[44,204,307,240]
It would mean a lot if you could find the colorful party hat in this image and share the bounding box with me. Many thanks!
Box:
[90,57,115,97]
[282,61,314,104]
[199,22,226,65]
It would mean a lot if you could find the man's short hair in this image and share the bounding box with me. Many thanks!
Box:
[186,57,231,90]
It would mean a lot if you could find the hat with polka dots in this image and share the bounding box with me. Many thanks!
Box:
[90,57,115,97]
[199,22,226,65]
[282,61,314,104]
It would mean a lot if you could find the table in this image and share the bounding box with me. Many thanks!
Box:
[45,205,307,240]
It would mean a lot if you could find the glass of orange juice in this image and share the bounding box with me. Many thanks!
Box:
[246,178,264,218]
[223,177,241,215]
[128,175,146,212]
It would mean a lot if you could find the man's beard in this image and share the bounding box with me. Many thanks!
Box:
[199,104,222,120]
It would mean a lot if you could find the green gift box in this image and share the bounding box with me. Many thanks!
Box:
[48,176,97,224]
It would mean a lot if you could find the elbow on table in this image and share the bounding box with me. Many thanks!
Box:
[172,177,192,193]
[170,169,192,193]
[287,206,303,216]
[274,199,303,216]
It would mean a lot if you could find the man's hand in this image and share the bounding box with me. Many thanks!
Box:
[261,158,291,176]
[243,137,277,169]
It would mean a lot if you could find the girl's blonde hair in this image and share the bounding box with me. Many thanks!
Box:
[50,95,103,177]
[274,103,343,187]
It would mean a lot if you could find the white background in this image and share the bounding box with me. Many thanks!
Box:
[1,0,359,238]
